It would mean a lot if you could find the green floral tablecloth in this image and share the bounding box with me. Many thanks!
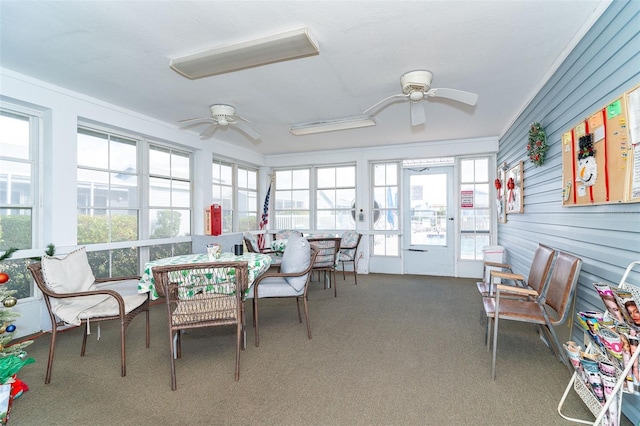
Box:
[270,239,288,253]
[139,252,272,300]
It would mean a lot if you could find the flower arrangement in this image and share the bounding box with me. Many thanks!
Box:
[527,122,548,167]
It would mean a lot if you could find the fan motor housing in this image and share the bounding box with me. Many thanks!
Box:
[210,104,236,117]
[401,70,433,94]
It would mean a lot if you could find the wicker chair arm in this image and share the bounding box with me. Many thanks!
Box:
[95,275,141,283]
[252,249,319,289]
[46,288,126,304]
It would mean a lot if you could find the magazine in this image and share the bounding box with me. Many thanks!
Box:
[612,289,640,331]
[594,283,625,323]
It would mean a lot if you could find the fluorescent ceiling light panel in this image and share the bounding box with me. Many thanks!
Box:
[289,116,376,136]
[170,27,319,79]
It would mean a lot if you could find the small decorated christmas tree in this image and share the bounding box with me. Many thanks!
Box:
[0,248,33,358]
[0,247,38,424]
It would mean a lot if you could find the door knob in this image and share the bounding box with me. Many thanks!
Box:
[448,217,454,221]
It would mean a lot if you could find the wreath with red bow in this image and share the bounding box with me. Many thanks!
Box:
[527,122,548,167]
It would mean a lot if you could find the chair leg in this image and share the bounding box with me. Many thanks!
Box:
[145,307,151,348]
[353,261,358,285]
[235,321,241,381]
[491,313,499,380]
[342,262,346,280]
[253,297,260,347]
[332,269,337,297]
[120,321,127,377]
[81,322,89,357]
[296,298,302,323]
[240,301,246,351]
[303,295,312,340]
[485,316,493,349]
[169,329,178,391]
[44,327,58,384]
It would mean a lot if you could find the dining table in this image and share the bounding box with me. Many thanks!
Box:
[138,252,272,300]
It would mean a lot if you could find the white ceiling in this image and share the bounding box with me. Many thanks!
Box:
[0,1,609,156]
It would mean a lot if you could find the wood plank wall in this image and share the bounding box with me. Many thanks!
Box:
[496,1,640,420]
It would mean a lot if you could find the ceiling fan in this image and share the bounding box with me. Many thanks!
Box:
[364,70,478,126]
[179,104,262,141]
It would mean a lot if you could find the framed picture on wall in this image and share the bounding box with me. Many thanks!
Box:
[497,166,507,223]
[506,161,524,214]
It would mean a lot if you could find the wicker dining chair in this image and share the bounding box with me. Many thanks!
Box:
[151,261,248,390]
[337,231,362,285]
[28,247,150,384]
[306,235,341,297]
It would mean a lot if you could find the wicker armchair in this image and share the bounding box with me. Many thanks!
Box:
[27,247,150,384]
[151,261,248,390]
[246,235,319,347]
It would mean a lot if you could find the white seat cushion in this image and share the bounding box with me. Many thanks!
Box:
[41,247,146,325]
[246,277,302,298]
[280,234,311,292]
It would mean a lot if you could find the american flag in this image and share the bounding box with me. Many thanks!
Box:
[257,183,271,250]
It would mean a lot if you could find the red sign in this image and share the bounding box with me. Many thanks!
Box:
[460,190,474,208]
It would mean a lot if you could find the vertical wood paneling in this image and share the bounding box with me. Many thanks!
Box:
[497,1,640,420]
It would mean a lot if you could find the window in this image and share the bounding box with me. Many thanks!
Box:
[77,127,141,277]
[459,157,490,260]
[237,165,257,232]
[316,165,355,230]
[274,169,310,230]
[0,107,39,298]
[149,145,191,239]
[211,160,258,233]
[371,162,399,256]
[212,160,233,232]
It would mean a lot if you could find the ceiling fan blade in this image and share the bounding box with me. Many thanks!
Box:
[234,115,251,123]
[363,93,407,114]
[410,101,426,126]
[429,88,478,106]
[199,124,218,139]
[180,119,213,130]
[179,116,211,124]
[233,122,262,141]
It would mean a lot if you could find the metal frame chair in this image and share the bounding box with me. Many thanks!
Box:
[483,251,582,379]
[477,243,556,297]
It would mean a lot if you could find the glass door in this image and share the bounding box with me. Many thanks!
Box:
[402,166,454,275]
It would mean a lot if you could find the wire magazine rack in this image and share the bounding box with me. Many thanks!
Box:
[558,261,640,425]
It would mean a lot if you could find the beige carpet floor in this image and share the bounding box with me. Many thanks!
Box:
[9,273,632,425]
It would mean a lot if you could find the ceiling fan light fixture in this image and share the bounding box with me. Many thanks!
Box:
[170,27,319,79]
[290,116,376,136]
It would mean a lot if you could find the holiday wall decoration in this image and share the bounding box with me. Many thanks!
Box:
[505,161,524,214]
[527,122,549,167]
[561,83,640,206]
